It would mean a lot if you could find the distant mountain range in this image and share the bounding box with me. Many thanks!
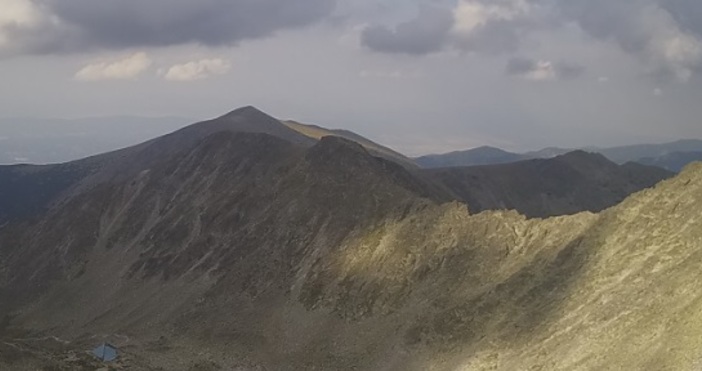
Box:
[428,151,673,217]
[415,140,702,171]
[636,151,702,172]
[2,114,701,173]
[413,146,523,168]
[0,107,673,223]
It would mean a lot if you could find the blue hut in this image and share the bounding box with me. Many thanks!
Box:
[92,342,118,362]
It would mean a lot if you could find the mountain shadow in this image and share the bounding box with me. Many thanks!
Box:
[425,150,673,217]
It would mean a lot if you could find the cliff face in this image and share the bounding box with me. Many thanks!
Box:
[0,109,699,370]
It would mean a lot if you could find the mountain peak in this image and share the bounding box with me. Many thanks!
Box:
[557,150,609,163]
[415,145,523,168]
[219,105,270,120]
[193,106,315,147]
[472,145,507,152]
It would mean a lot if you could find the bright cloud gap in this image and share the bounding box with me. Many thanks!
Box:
[74,52,152,81]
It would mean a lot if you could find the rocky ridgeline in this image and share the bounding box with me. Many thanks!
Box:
[1,108,700,370]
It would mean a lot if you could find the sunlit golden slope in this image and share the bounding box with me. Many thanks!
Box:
[301,163,702,370]
[282,119,417,168]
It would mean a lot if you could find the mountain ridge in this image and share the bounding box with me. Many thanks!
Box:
[2,142,699,368]
[0,106,698,370]
[283,119,417,168]
[415,145,524,168]
[0,107,675,224]
[416,139,702,170]
[424,150,673,217]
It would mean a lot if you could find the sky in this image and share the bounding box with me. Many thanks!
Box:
[1,0,702,155]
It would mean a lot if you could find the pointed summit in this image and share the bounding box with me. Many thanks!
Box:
[70,105,316,184]
[172,105,315,148]
[214,106,314,146]
[219,105,269,120]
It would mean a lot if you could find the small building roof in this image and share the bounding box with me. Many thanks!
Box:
[92,342,118,362]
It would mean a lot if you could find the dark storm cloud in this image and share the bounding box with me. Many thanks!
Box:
[360,6,454,55]
[661,0,702,35]
[505,57,539,75]
[3,0,337,54]
[543,0,654,53]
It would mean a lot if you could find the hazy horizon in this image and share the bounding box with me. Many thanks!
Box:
[1,110,702,165]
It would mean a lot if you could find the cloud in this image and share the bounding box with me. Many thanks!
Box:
[74,52,152,81]
[163,58,231,81]
[0,0,336,56]
[360,0,537,55]
[505,57,585,81]
[359,0,702,82]
[0,0,43,49]
[535,0,702,82]
[450,0,537,53]
[360,5,454,55]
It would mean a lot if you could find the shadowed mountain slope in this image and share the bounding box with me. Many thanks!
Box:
[0,163,96,223]
[0,106,316,223]
[0,130,443,314]
[81,106,317,183]
[425,150,673,218]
